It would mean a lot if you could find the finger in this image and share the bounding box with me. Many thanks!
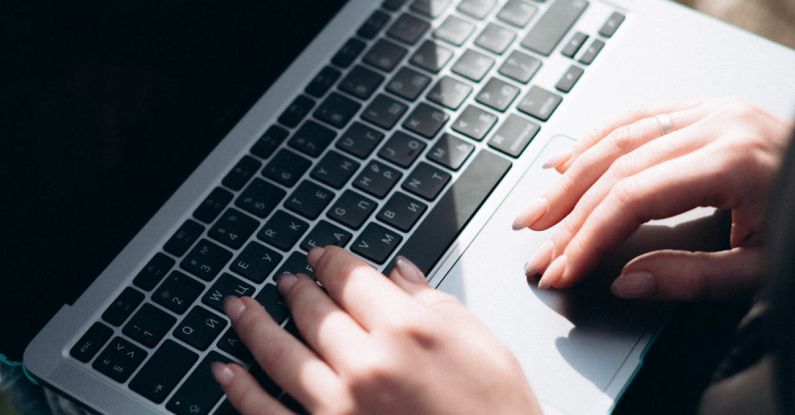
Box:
[388,256,480,327]
[307,247,421,330]
[275,273,370,372]
[610,247,765,300]
[554,100,704,172]
[213,363,293,415]
[226,296,342,411]
[515,106,706,231]
[524,123,710,276]
[541,148,742,288]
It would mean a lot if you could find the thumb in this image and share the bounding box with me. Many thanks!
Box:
[610,247,765,301]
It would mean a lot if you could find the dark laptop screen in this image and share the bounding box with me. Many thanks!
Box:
[2,0,348,358]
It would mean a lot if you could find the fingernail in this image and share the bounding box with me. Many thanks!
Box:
[512,197,549,231]
[276,272,298,295]
[542,149,573,169]
[611,271,656,298]
[224,296,246,321]
[394,256,426,284]
[538,255,567,290]
[307,247,326,268]
[211,362,234,386]
[524,240,554,276]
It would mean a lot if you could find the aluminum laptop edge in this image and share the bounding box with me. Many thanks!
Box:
[25,0,795,414]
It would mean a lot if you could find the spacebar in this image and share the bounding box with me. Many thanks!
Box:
[392,150,511,275]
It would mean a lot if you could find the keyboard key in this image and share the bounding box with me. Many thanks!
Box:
[457,0,496,20]
[70,322,113,363]
[311,150,361,189]
[434,15,475,46]
[427,133,475,170]
[217,329,253,362]
[498,50,541,84]
[222,156,262,191]
[313,93,362,129]
[230,242,283,284]
[427,76,472,110]
[488,113,540,157]
[327,190,377,230]
[277,252,315,278]
[578,38,604,65]
[475,23,516,55]
[599,11,625,38]
[555,64,584,93]
[561,31,588,58]
[285,181,335,220]
[255,284,290,324]
[339,65,385,100]
[410,0,450,18]
[203,273,256,312]
[257,210,309,251]
[263,149,311,188]
[332,38,367,69]
[209,208,259,250]
[410,40,454,73]
[154,271,205,314]
[402,102,450,138]
[386,66,431,101]
[377,192,428,232]
[123,303,178,348]
[130,340,198,404]
[363,39,408,72]
[305,66,342,98]
[164,220,204,257]
[181,239,233,282]
[351,223,403,264]
[476,77,519,112]
[452,49,495,82]
[358,10,391,40]
[134,253,175,291]
[497,0,537,28]
[402,162,451,201]
[521,0,589,56]
[252,126,290,161]
[102,287,144,327]
[517,86,562,121]
[336,122,385,159]
[167,352,231,415]
[236,178,287,218]
[387,13,430,45]
[289,121,337,158]
[354,160,403,198]
[278,95,315,128]
[383,0,409,11]
[388,150,510,274]
[301,220,353,251]
[93,337,147,383]
[194,187,234,224]
[174,306,227,351]
[361,94,408,130]
[378,131,426,168]
[452,105,498,141]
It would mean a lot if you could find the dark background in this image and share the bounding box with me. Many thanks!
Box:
[0,0,347,359]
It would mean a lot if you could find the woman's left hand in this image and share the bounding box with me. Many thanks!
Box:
[212,247,540,415]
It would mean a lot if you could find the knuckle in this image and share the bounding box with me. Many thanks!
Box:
[609,154,639,178]
[346,351,400,388]
[608,124,638,153]
[610,178,642,210]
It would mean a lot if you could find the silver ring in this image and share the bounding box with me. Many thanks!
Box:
[656,114,674,136]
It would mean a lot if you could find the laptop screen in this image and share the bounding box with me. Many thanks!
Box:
[2,0,348,358]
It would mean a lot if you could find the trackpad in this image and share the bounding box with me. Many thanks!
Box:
[437,134,727,414]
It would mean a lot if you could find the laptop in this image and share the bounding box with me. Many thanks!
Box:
[23,0,795,414]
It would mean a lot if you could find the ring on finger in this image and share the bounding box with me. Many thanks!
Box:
[655,113,674,136]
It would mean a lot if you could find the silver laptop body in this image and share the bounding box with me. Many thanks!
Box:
[25,0,795,414]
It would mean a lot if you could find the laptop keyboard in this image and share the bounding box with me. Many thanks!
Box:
[68,0,624,413]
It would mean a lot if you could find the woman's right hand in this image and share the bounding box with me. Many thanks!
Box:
[513,98,793,300]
